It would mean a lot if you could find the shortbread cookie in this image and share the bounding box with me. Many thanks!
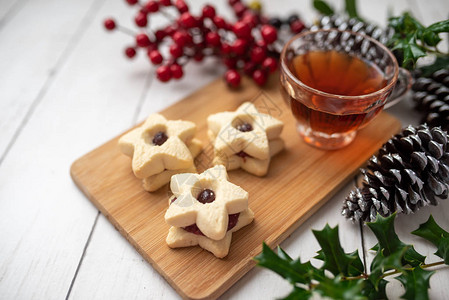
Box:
[207,102,284,176]
[142,139,202,192]
[213,138,284,176]
[165,165,248,241]
[118,113,196,178]
[166,208,254,258]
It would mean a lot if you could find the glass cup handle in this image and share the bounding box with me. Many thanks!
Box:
[384,67,413,109]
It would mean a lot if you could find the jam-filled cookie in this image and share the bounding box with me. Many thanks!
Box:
[164,165,253,257]
[119,114,201,191]
[207,102,284,176]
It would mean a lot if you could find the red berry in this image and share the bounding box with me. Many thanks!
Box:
[243,61,256,75]
[223,57,237,69]
[212,16,227,29]
[253,69,267,86]
[256,39,267,49]
[159,0,171,6]
[202,4,216,19]
[250,47,266,64]
[206,32,221,47]
[241,12,257,28]
[232,39,247,55]
[164,25,176,36]
[261,25,277,44]
[233,2,247,18]
[134,12,148,27]
[125,47,136,58]
[172,31,186,46]
[228,0,240,5]
[225,70,241,88]
[155,29,166,41]
[262,57,277,73]
[144,0,159,12]
[126,0,138,5]
[221,43,231,54]
[233,21,251,38]
[157,65,172,82]
[136,33,151,47]
[148,49,163,64]
[290,20,305,33]
[104,18,116,30]
[169,43,183,58]
[170,64,183,79]
[175,0,188,13]
[179,12,196,28]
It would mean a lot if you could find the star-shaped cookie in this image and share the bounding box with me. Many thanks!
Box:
[119,114,196,178]
[207,102,283,160]
[166,208,254,258]
[164,165,248,241]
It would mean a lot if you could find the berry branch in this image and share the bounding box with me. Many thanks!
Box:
[103,0,306,87]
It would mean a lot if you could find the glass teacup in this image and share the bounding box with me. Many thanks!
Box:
[280,29,411,150]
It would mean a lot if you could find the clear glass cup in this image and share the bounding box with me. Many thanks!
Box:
[280,29,411,150]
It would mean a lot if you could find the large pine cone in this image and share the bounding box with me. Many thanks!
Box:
[342,124,449,222]
[412,68,449,131]
[311,15,394,45]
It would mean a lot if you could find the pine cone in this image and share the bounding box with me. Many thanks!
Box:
[311,15,394,45]
[342,124,449,222]
[412,68,449,131]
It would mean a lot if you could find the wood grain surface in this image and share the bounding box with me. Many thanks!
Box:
[70,75,401,299]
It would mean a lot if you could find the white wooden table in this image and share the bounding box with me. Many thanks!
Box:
[1,0,448,299]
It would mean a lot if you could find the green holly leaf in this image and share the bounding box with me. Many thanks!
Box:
[362,279,388,300]
[369,246,408,288]
[254,243,313,284]
[344,0,362,20]
[412,215,449,264]
[314,275,366,300]
[426,19,449,34]
[367,213,426,267]
[313,0,334,16]
[312,224,364,277]
[281,286,312,300]
[387,12,449,69]
[397,266,435,300]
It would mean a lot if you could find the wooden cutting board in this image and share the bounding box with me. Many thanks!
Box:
[71,74,401,300]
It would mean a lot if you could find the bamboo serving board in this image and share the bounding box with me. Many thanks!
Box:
[71,75,401,299]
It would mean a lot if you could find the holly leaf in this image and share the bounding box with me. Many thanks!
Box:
[313,0,334,16]
[281,286,312,300]
[412,215,449,264]
[369,246,408,288]
[344,0,361,20]
[367,213,426,267]
[362,279,388,300]
[388,12,449,69]
[397,266,435,300]
[312,224,364,277]
[314,275,366,300]
[254,243,314,284]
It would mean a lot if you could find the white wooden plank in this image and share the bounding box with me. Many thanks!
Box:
[0,0,26,27]
[0,0,152,299]
[0,0,99,162]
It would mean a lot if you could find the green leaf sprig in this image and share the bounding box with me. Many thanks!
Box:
[255,213,449,300]
[388,12,449,69]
